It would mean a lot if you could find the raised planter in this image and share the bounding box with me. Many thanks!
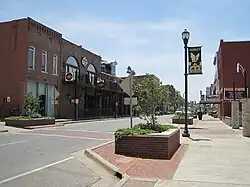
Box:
[172,117,193,125]
[5,118,55,127]
[115,128,180,160]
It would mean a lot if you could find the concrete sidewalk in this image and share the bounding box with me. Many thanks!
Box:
[0,122,8,133]
[156,115,250,187]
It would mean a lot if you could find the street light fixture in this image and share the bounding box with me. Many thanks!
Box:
[181,29,190,138]
[236,62,248,98]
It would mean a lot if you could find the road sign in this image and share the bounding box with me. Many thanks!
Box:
[124,97,137,105]
[54,88,60,99]
[119,77,134,96]
[65,72,74,81]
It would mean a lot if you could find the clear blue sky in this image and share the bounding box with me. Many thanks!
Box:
[1,0,250,101]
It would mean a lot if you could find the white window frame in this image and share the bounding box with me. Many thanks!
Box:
[28,46,35,70]
[41,50,48,73]
[52,54,58,75]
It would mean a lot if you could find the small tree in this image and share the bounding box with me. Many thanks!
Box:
[24,92,40,115]
[134,74,168,127]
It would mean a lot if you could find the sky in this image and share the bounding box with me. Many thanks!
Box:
[1,0,250,101]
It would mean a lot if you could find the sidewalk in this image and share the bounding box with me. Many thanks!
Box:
[161,115,250,187]
[88,115,250,187]
[0,121,30,133]
[0,122,8,133]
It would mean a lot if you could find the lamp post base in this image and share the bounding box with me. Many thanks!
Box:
[182,131,190,137]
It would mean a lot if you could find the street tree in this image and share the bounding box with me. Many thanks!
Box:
[134,74,168,127]
[174,90,185,110]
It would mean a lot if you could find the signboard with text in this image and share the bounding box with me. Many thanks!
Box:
[188,46,203,75]
[223,88,247,100]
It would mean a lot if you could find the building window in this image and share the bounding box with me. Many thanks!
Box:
[87,64,96,85]
[52,55,58,75]
[41,51,48,73]
[28,46,35,69]
[65,56,79,80]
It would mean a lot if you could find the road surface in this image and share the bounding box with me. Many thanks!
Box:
[0,115,172,187]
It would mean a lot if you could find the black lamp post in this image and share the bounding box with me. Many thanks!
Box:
[181,29,190,137]
[236,62,248,98]
[127,66,135,128]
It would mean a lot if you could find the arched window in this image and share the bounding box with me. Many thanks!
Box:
[65,56,79,78]
[87,64,96,85]
[66,56,78,67]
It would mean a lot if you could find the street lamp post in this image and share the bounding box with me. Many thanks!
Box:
[236,63,248,98]
[127,66,135,128]
[181,29,190,137]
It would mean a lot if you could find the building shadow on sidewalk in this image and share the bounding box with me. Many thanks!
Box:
[180,127,206,130]
[188,137,211,141]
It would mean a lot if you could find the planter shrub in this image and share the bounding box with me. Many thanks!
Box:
[172,114,193,125]
[5,116,55,127]
[114,123,180,159]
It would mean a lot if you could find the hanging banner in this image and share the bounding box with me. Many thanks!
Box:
[188,46,203,75]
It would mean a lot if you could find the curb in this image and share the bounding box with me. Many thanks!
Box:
[112,174,130,187]
[84,140,125,180]
[0,129,8,133]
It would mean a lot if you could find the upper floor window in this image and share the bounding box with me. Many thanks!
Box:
[52,55,58,75]
[41,50,48,73]
[87,64,96,85]
[65,56,79,80]
[28,46,35,69]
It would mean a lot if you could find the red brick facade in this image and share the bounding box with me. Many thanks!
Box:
[216,40,250,117]
[0,17,124,119]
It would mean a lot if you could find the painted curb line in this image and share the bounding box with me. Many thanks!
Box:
[85,148,121,177]
[0,130,8,133]
[84,140,127,180]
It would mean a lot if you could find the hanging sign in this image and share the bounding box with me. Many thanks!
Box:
[188,46,203,75]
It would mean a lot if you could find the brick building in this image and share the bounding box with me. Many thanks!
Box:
[214,40,250,118]
[0,17,125,119]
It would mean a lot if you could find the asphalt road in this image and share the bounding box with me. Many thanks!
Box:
[0,115,173,187]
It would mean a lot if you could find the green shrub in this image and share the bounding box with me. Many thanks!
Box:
[172,113,192,119]
[115,123,177,139]
[115,128,157,140]
[5,115,48,120]
[5,116,33,120]
[24,92,40,115]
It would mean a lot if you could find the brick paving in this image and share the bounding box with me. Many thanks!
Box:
[93,142,188,180]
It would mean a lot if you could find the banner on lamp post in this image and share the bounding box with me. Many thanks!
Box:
[188,46,203,75]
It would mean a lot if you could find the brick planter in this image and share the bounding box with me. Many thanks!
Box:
[5,118,55,127]
[172,118,193,125]
[115,129,180,160]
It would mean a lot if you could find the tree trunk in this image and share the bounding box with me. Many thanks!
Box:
[151,107,156,130]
